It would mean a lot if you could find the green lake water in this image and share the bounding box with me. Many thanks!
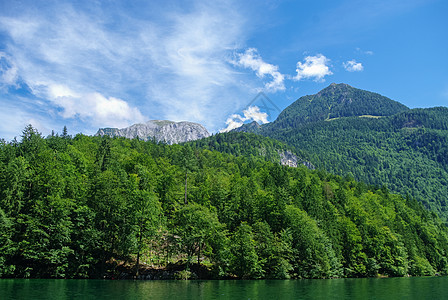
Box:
[1,277,447,299]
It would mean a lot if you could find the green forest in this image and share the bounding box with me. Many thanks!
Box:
[188,131,312,168]
[266,82,409,130]
[262,107,448,222]
[230,84,448,223]
[1,125,448,279]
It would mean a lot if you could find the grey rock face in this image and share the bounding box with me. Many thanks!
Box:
[279,150,315,169]
[95,120,210,144]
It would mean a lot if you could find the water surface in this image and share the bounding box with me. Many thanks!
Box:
[1,277,446,299]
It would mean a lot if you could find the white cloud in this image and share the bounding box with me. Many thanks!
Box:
[46,84,145,128]
[0,52,19,87]
[233,48,285,92]
[243,106,269,124]
[221,115,245,133]
[356,47,374,55]
[220,105,268,132]
[48,84,79,99]
[294,54,332,81]
[143,3,249,127]
[343,60,364,72]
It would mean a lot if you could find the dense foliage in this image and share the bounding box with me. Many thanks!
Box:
[261,107,448,222]
[188,132,312,167]
[1,126,448,279]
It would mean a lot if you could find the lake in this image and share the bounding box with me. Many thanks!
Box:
[1,277,447,299]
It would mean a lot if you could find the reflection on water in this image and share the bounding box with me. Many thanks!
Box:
[1,277,447,299]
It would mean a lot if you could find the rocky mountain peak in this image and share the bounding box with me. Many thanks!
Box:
[95,120,210,144]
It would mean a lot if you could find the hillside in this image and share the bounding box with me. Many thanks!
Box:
[187,132,315,169]
[244,84,448,222]
[265,83,409,132]
[1,126,448,279]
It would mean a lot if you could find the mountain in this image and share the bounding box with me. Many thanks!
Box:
[232,84,448,222]
[95,120,210,144]
[265,83,409,131]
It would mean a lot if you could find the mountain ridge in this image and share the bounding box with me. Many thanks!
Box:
[95,120,210,144]
[266,83,409,131]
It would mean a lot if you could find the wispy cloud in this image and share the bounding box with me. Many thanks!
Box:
[233,48,285,92]
[140,2,250,129]
[220,105,268,132]
[0,52,19,88]
[293,54,332,82]
[0,1,249,136]
[356,48,374,55]
[0,99,57,140]
[0,4,150,132]
[343,60,364,72]
[46,83,145,128]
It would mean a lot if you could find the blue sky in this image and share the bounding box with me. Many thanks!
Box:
[0,0,447,140]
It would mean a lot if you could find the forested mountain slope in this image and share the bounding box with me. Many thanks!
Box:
[187,132,314,169]
[242,84,448,222]
[1,126,448,279]
[265,83,409,131]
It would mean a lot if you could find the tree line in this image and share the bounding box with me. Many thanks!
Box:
[0,125,447,279]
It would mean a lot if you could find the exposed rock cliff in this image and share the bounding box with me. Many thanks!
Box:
[95,120,210,144]
[279,150,315,169]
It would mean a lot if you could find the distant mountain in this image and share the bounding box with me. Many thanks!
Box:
[266,83,409,131]
[95,120,210,144]
[230,83,448,222]
[230,121,262,133]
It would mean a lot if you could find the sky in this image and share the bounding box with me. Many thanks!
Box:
[0,0,447,140]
